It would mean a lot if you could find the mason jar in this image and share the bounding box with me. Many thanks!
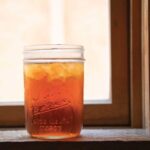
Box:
[23,44,84,139]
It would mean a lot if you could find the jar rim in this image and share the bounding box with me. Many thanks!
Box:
[24,44,84,51]
[24,44,85,62]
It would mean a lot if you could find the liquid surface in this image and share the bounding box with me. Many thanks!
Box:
[24,63,83,139]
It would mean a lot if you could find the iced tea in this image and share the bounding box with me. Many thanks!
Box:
[24,62,83,139]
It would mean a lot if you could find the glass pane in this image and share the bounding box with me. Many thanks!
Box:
[0,0,110,102]
[64,0,110,101]
[0,0,49,102]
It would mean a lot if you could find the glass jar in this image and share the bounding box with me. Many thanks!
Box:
[23,44,84,139]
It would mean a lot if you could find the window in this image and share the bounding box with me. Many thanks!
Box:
[0,0,143,127]
[0,0,110,102]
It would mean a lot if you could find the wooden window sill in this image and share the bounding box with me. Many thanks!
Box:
[0,128,150,149]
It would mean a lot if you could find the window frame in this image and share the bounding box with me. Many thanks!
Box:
[142,0,150,130]
[0,0,144,127]
[130,0,142,127]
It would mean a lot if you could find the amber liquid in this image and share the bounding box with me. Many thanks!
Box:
[24,63,83,139]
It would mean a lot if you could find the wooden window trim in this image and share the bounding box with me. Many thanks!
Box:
[142,0,150,129]
[0,0,144,127]
[130,0,142,127]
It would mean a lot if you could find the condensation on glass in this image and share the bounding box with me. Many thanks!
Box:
[24,44,84,139]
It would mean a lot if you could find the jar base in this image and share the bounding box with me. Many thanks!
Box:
[30,133,80,140]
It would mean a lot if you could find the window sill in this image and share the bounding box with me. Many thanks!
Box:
[0,128,150,150]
